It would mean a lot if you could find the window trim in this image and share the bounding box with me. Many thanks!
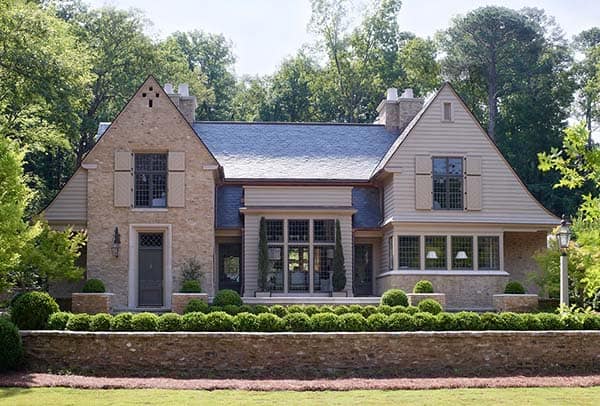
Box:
[134,153,168,208]
[397,235,420,270]
[432,156,464,211]
[442,101,453,122]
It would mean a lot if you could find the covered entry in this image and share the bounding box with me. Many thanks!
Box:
[219,243,242,294]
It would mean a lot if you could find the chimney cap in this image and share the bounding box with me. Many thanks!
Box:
[386,88,398,101]
[178,83,189,97]
[401,88,414,98]
[164,83,174,94]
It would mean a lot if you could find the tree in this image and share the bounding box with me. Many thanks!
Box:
[257,217,269,291]
[332,220,346,291]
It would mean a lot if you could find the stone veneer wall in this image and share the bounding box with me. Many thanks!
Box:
[21,331,600,378]
[504,231,548,295]
[377,274,507,310]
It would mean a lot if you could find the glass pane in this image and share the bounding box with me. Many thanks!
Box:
[398,236,420,269]
[223,256,239,282]
[313,246,334,291]
[388,237,393,270]
[447,177,463,209]
[478,236,500,270]
[448,158,463,175]
[314,220,335,243]
[288,246,309,291]
[433,177,447,209]
[288,220,309,243]
[433,158,447,175]
[425,236,446,270]
[134,153,167,208]
[452,236,473,270]
[266,220,283,242]
[135,173,150,207]
[267,247,283,291]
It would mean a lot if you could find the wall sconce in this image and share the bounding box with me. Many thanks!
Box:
[455,251,468,260]
[426,250,438,260]
[111,226,121,258]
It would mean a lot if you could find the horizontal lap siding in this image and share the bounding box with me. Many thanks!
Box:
[385,86,557,225]
[44,169,87,223]
[244,187,352,207]
[383,177,394,221]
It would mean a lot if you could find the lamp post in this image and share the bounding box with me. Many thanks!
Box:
[557,215,572,307]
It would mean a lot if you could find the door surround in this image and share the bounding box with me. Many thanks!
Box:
[128,224,172,309]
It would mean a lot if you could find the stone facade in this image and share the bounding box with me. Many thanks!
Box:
[83,77,218,309]
[20,331,600,378]
[377,273,507,310]
[504,231,547,294]
[71,293,114,314]
[493,294,539,313]
[407,293,446,309]
[171,293,209,314]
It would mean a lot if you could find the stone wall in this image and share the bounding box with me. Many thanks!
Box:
[377,273,507,310]
[21,331,600,378]
[504,231,547,294]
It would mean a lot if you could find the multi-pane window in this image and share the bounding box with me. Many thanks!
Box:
[425,236,447,270]
[266,220,284,243]
[452,236,473,270]
[388,236,393,270]
[288,246,309,291]
[313,219,335,291]
[288,220,309,243]
[266,219,284,291]
[314,220,335,243]
[398,236,420,269]
[478,236,500,270]
[134,153,167,208]
[433,157,463,210]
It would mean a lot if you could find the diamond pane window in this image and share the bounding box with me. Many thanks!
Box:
[425,236,447,270]
[451,236,473,270]
[288,220,309,243]
[478,236,500,270]
[266,220,283,242]
[314,220,335,243]
[432,157,463,210]
[134,153,167,208]
[398,236,420,270]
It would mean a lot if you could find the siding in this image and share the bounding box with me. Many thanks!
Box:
[383,86,558,225]
[244,186,352,207]
[44,168,87,224]
[382,176,395,221]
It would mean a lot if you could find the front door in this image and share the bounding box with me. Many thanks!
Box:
[138,233,164,307]
[354,244,373,296]
[219,243,242,294]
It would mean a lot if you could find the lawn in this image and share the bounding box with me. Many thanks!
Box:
[0,387,599,405]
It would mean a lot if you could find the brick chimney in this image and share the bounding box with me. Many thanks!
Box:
[375,88,424,133]
[164,83,197,123]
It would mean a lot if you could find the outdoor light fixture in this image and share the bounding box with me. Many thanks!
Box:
[112,226,121,258]
[557,215,571,307]
[557,215,572,251]
[455,251,468,260]
[426,250,438,260]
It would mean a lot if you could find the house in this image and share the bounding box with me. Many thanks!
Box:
[43,76,558,311]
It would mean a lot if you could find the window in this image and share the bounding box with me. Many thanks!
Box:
[478,236,500,270]
[134,153,167,208]
[288,246,309,291]
[443,102,452,121]
[266,219,284,291]
[314,220,335,243]
[452,236,473,270]
[433,157,463,210]
[313,219,335,291]
[266,220,283,243]
[398,236,420,269]
[288,220,309,243]
[388,236,393,270]
[425,236,447,270]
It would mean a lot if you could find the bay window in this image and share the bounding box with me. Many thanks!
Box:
[266,220,284,291]
[451,236,473,270]
[398,236,420,269]
[425,236,447,270]
[478,236,500,270]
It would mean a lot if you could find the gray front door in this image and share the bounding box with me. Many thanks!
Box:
[138,233,164,307]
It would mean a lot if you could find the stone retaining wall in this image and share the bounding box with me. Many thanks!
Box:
[20,331,600,378]
[71,293,114,314]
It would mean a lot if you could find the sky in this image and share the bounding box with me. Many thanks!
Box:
[88,0,600,76]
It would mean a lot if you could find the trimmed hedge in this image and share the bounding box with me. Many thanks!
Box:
[47,312,71,330]
[180,280,201,293]
[283,313,311,332]
[233,312,258,332]
[418,299,443,315]
[504,281,526,294]
[11,291,59,330]
[380,289,409,307]
[182,312,206,331]
[111,312,133,331]
[66,314,91,331]
[131,313,158,331]
[0,317,23,371]
[82,279,106,293]
[413,280,434,294]
[184,299,209,314]
[89,313,112,331]
[157,313,182,332]
[212,289,242,307]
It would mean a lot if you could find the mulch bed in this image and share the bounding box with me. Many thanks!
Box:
[1,373,600,391]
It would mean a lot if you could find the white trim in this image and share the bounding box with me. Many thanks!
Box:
[128,224,172,310]
[202,164,219,170]
[81,163,97,170]
[131,208,168,213]
[377,270,509,278]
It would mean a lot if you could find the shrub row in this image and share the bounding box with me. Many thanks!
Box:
[47,310,600,332]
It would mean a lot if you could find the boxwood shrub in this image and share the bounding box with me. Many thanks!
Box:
[377,305,393,315]
[209,305,223,313]
[501,312,527,331]
[360,305,378,318]
[521,313,543,330]
[11,291,59,330]
[82,279,106,293]
[481,312,506,330]
[504,281,526,294]
[302,305,319,316]
[317,305,334,314]
[47,312,72,330]
[582,314,600,330]
[252,305,269,314]
[183,299,209,314]
[417,299,443,315]
[561,313,584,330]
[223,305,241,315]
[366,313,388,331]
[182,312,206,331]
[286,305,304,314]
[89,313,112,331]
[283,313,311,332]
[435,312,457,331]
[111,312,134,331]
[310,313,339,331]
[333,305,350,315]
[454,311,482,330]
[256,313,284,332]
[212,289,242,307]
[405,306,419,315]
[380,289,409,307]
[413,280,434,294]
[0,317,23,371]
[238,304,254,314]
[412,312,437,331]
[537,313,564,330]
[157,313,182,332]
[131,313,159,331]
[180,280,201,293]
[205,311,234,331]
[233,312,258,332]
[338,313,367,332]
[348,305,364,314]
[387,313,415,331]
[269,304,287,318]
[66,313,91,331]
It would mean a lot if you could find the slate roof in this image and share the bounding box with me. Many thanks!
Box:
[216,185,243,228]
[352,187,382,228]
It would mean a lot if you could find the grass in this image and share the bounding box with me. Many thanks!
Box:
[1,387,599,405]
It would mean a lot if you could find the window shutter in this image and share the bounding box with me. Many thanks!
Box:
[168,151,185,208]
[465,156,482,210]
[114,151,131,207]
[415,155,432,210]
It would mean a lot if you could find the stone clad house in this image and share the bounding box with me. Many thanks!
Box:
[43,76,558,311]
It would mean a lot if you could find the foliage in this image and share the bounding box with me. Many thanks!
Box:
[204,311,234,332]
[0,317,23,371]
[180,280,202,293]
[366,313,388,331]
[257,217,269,291]
[10,291,59,330]
[222,305,240,315]
[157,313,182,332]
[181,312,206,331]
[413,280,434,294]
[256,313,284,332]
[110,312,133,331]
[83,279,105,293]
[47,312,71,330]
[89,313,112,331]
[252,305,270,315]
[178,257,204,292]
[268,305,287,318]
[412,312,437,331]
[572,28,600,144]
[504,281,526,294]
[387,313,415,331]
[380,289,409,307]
[66,313,91,331]
[331,220,346,291]
[310,313,339,332]
[212,289,243,307]
[233,312,258,332]
[360,305,378,318]
[453,312,483,330]
[183,299,209,314]
[338,313,367,332]
[417,299,443,315]
[435,312,458,331]
[282,313,312,332]
[333,305,350,315]
[131,313,159,332]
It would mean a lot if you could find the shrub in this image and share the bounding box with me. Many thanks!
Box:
[481,312,506,330]
[333,305,350,315]
[413,280,434,293]
[180,280,202,293]
[405,306,419,315]
[209,306,223,313]
[302,305,319,316]
[212,289,242,307]
[377,305,394,315]
[157,313,182,332]
[521,313,543,330]
[412,312,436,330]
[561,314,584,330]
[0,318,23,371]
[380,289,409,307]
[283,313,311,332]
[10,291,59,330]
[238,304,254,314]
[89,313,112,331]
[286,305,304,314]
[183,299,209,314]
[582,314,600,330]
[391,305,408,314]
[317,305,334,314]
[454,312,482,330]
[47,312,71,330]
[360,305,378,318]
[501,312,527,331]
[417,299,442,315]
[223,305,241,315]
[82,279,106,293]
[348,305,363,314]
[504,281,526,294]
[252,305,269,314]
[435,312,457,331]
[181,312,206,331]
[66,313,91,331]
[338,313,367,332]
[536,313,564,330]
[205,311,234,331]
[310,313,339,332]
[233,312,258,332]
[367,313,388,331]
[131,313,158,331]
[256,313,283,332]
[111,312,134,331]
[387,313,415,331]
[269,305,287,318]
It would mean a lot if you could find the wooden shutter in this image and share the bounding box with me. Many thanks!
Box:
[415,155,432,210]
[168,151,185,208]
[114,150,132,207]
[465,156,482,210]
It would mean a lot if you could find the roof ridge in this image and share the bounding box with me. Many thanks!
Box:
[193,121,384,127]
